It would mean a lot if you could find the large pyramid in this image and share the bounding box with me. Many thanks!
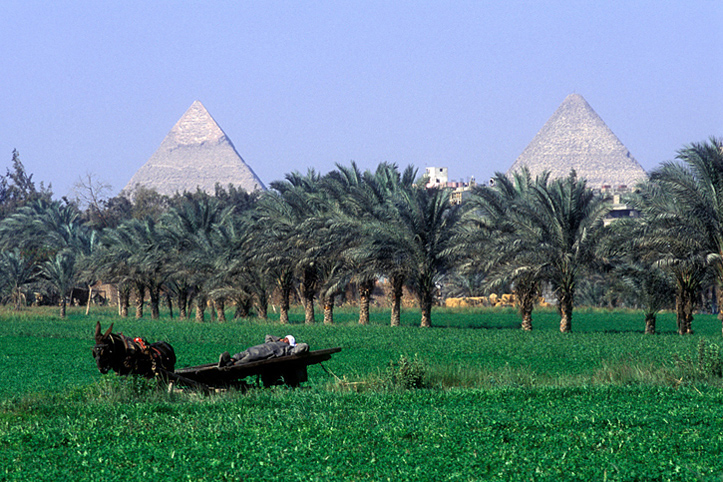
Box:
[124,101,265,196]
[507,94,647,189]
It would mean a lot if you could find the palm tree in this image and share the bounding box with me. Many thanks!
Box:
[477,170,610,332]
[459,169,550,330]
[601,217,676,334]
[323,162,377,325]
[528,171,611,332]
[0,199,96,314]
[325,162,418,326]
[218,212,270,320]
[363,163,419,326]
[91,233,134,317]
[332,164,461,328]
[629,180,710,334]
[257,170,329,325]
[358,183,461,328]
[645,137,723,334]
[161,195,235,322]
[405,186,462,327]
[0,249,36,310]
[40,249,77,317]
[100,217,172,319]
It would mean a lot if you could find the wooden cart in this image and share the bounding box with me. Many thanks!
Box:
[163,347,342,391]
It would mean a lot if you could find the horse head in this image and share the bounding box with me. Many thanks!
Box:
[92,322,117,374]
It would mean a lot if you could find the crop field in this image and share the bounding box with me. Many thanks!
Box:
[2,306,723,481]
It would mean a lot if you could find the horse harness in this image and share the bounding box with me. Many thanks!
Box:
[94,332,169,377]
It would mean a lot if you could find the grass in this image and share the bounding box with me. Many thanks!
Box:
[1,305,723,480]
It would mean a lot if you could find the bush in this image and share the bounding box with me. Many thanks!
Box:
[674,339,723,382]
[384,354,428,390]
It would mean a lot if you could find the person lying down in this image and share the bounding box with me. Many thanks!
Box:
[218,335,309,367]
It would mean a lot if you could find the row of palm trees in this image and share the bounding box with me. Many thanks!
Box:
[0,162,459,327]
[459,136,723,335]
[0,137,720,333]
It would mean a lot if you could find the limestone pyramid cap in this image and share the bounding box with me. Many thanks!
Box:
[167,100,227,146]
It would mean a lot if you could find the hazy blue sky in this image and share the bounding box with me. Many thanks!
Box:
[2,1,721,199]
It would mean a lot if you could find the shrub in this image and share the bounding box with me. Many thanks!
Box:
[673,339,723,382]
[384,354,428,390]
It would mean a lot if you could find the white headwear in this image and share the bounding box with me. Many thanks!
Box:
[285,335,296,347]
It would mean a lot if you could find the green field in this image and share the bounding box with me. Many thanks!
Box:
[2,306,723,481]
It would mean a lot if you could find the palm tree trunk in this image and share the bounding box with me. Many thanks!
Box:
[420,293,432,328]
[234,295,252,318]
[166,291,174,319]
[135,282,145,319]
[684,290,695,334]
[279,285,291,325]
[195,296,206,322]
[254,291,268,320]
[644,312,656,334]
[521,311,533,331]
[60,298,67,318]
[515,277,538,331]
[119,283,130,318]
[301,268,316,325]
[216,299,226,322]
[676,290,692,335]
[390,275,403,327]
[358,279,375,325]
[418,272,435,327]
[255,299,268,320]
[558,291,573,333]
[149,285,160,320]
[12,284,21,311]
[178,290,187,320]
[323,293,335,325]
[302,297,315,324]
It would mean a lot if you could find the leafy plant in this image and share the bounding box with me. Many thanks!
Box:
[696,339,722,378]
[83,374,169,403]
[384,354,427,390]
[673,339,723,381]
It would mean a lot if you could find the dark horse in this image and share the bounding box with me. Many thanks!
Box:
[93,322,176,378]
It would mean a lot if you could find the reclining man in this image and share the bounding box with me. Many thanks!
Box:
[218,335,309,367]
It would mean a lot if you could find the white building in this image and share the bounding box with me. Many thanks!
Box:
[425,167,448,188]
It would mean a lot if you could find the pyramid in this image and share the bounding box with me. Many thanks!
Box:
[123,101,265,197]
[506,94,647,189]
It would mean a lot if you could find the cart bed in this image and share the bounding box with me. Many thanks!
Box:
[170,347,342,389]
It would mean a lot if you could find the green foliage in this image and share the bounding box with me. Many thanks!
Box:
[696,338,723,378]
[383,354,428,390]
[82,374,171,403]
[0,149,53,220]
[674,338,723,381]
[3,308,723,480]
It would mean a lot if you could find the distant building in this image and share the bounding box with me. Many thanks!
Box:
[425,166,477,204]
[601,189,640,225]
[425,166,448,188]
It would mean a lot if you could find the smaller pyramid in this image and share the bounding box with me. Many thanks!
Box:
[124,101,265,196]
[507,94,647,189]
